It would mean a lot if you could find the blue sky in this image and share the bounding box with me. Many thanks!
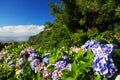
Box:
[0,0,60,42]
[0,0,60,26]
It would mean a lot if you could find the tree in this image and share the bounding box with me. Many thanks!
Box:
[28,0,120,48]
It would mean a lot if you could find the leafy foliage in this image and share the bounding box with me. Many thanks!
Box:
[28,0,120,49]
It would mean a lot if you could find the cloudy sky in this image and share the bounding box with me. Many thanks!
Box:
[0,0,59,42]
[0,25,44,42]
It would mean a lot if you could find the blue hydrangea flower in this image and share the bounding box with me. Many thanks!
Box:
[17,58,25,67]
[29,52,39,58]
[8,61,15,67]
[92,55,117,78]
[84,40,98,49]
[82,40,117,78]
[42,57,49,66]
[83,40,116,56]
[55,56,70,71]
[28,56,34,62]
[42,53,51,66]
[28,52,40,62]
[102,44,116,55]
[30,59,40,71]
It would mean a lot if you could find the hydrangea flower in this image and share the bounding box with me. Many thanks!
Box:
[102,44,116,55]
[82,40,117,78]
[28,56,34,62]
[28,52,39,62]
[42,57,49,66]
[17,58,25,68]
[43,69,52,79]
[92,55,117,78]
[115,74,120,80]
[55,56,70,71]
[20,48,35,58]
[30,59,40,71]
[29,52,39,58]
[52,70,62,80]
[20,50,28,57]
[42,53,51,66]
[8,61,15,67]
[35,63,44,73]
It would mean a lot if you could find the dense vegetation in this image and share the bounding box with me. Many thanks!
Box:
[1,0,120,80]
[28,0,120,49]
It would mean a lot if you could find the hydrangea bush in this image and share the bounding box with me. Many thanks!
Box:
[0,40,120,80]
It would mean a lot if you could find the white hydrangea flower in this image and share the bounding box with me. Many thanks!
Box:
[115,74,120,80]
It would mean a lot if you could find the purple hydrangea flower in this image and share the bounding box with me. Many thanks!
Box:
[28,52,39,62]
[17,58,25,67]
[29,52,39,58]
[30,59,40,71]
[20,50,27,57]
[28,56,34,62]
[20,48,35,58]
[0,56,3,60]
[52,70,62,80]
[55,56,70,71]
[83,40,116,56]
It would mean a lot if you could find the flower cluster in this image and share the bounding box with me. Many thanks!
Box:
[17,48,41,73]
[115,74,120,80]
[51,56,71,80]
[16,48,71,80]
[55,56,70,71]
[42,52,50,66]
[81,40,117,78]
[52,70,62,80]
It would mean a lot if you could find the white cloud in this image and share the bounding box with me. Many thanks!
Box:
[0,25,44,42]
